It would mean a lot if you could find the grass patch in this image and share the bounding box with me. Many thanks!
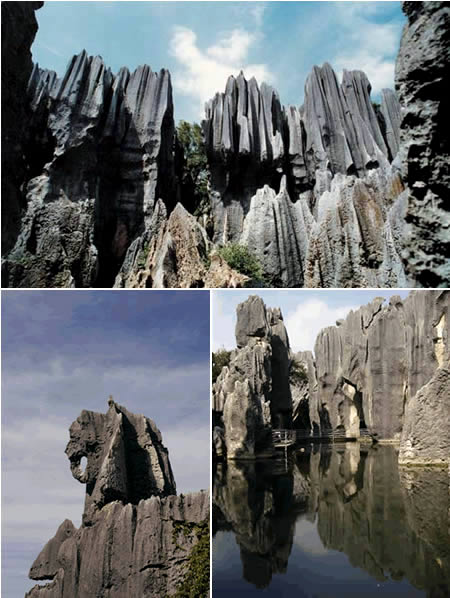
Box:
[217,243,265,283]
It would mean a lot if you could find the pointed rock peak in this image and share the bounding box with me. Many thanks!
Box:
[235,295,271,348]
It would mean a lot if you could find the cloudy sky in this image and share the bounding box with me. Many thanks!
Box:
[31,1,405,122]
[212,289,411,353]
[1,290,210,598]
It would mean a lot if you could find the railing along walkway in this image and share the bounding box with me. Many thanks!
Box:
[272,428,372,446]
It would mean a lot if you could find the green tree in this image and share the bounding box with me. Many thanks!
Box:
[217,243,266,284]
[176,121,210,216]
[290,358,308,385]
[212,348,232,383]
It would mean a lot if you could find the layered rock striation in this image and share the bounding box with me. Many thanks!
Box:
[214,291,449,464]
[213,296,293,458]
[26,400,209,597]
[3,46,176,288]
[311,291,449,449]
[202,63,410,288]
[2,1,449,288]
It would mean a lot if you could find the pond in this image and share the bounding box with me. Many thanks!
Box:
[212,444,449,597]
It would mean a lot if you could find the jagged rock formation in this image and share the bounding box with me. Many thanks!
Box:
[26,400,209,597]
[203,64,410,288]
[213,445,450,594]
[396,1,450,287]
[2,1,449,288]
[3,45,176,288]
[1,2,43,254]
[213,296,293,458]
[214,291,449,464]
[311,291,449,444]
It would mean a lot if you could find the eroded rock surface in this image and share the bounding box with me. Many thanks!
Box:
[26,400,209,597]
[213,296,293,458]
[4,48,176,288]
[396,1,450,287]
[312,291,449,441]
[1,2,43,254]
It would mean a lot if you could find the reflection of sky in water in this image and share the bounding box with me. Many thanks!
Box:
[213,526,425,597]
[212,445,442,597]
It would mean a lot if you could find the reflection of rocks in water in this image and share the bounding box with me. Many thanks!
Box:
[213,460,305,588]
[313,446,450,595]
[214,445,450,596]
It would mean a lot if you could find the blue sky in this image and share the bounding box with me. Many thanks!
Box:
[1,290,210,598]
[31,1,405,122]
[212,289,412,352]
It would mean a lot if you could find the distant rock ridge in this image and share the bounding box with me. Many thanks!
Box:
[25,400,209,597]
[213,291,450,463]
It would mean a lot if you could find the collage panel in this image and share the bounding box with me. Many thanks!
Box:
[1,290,210,598]
[211,289,450,596]
[1,1,448,290]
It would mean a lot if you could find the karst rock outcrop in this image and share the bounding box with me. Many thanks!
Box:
[25,400,209,597]
[2,1,449,287]
[213,445,450,593]
[214,291,449,464]
[213,296,293,458]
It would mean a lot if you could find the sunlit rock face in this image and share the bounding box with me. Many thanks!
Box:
[396,1,450,287]
[213,296,293,458]
[203,64,409,288]
[312,290,450,441]
[213,445,450,595]
[25,401,209,598]
[3,49,176,288]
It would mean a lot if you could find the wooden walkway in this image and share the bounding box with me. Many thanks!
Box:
[272,428,372,447]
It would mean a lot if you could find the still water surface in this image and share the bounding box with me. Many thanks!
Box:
[212,445,449,597]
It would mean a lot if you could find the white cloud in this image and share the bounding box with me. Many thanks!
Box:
[285,299,360,354]
[332,3,401,94]
[170,26,274,118]
[212,293,236,352]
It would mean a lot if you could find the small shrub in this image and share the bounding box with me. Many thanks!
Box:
[217,243,265,282]
[172,521,209,598]
[212,348,232,383]
[290,359,308,385]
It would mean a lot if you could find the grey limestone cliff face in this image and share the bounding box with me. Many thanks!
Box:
[25,400,209,597]
[202,64,409,288]
[1,2,43,255]
[312,291,449,442]
[213,296,293,458]
[396,1,450,287]
[3,47,176,288]
[215,291,449,465]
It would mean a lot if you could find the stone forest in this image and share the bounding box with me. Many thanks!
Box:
[2,2,449,288]
[25,400,209,598]
[212,291,450,595]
